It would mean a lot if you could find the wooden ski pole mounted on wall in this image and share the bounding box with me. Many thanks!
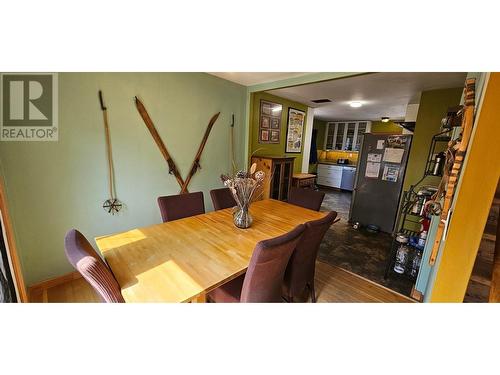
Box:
[99,90,123,214]
[428,78,476,265]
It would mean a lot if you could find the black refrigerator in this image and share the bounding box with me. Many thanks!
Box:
[350,133,412,233]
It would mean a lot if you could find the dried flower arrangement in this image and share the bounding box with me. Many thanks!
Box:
[220,163,265,228]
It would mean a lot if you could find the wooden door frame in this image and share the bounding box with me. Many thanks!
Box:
[0,175,28,302]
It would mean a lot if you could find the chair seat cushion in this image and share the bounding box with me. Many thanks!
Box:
[207,274,244,302]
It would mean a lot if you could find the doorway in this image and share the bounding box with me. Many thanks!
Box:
[262,72,467,298]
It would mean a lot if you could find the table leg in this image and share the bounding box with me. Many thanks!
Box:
[190,293,206,303]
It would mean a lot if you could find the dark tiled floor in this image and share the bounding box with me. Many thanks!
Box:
[318,188,414,297]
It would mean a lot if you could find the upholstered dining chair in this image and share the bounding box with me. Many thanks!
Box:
[64,229,124,303]
[288,187,326,211]
[157,191,205,222]
[283,211,338,303]
[207,224,306,303]
[210,187,236,211]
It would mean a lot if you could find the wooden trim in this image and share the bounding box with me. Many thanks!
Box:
[28,271,82,298]
[0,175,28,302]
[410,285,424,302]
[489,186,500,302]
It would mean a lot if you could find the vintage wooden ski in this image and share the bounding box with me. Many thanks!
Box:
[429,78,476,265]
[134,96,186,191]
[180,112,220,193]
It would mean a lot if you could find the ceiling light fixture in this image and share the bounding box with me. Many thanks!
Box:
[381,117,390,123]
[349,101,362,108]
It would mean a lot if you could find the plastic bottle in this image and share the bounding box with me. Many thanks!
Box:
[410,250,423,278]
[417,230,427,249]
[394,234,410,274]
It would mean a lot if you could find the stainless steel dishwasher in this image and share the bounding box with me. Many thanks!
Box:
[340,166,356,191]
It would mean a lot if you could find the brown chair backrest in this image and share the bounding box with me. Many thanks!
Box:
[157,191,205,222]
[64,229,124,303]
[288,187,325,211]
[283,211,338,298]
[210,187,236,211]
[240,224,305,302]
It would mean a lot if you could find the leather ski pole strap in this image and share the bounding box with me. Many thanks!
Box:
[180,112,220,193]
[134,96,186,191]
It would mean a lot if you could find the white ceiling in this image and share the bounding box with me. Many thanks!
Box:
[267,72,467,121]
[209,72,309,86]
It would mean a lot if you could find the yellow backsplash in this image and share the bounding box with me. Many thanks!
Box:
[317,150,359,164]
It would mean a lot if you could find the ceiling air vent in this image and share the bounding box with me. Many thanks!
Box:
[311,98,332,103]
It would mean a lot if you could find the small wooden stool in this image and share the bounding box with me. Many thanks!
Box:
[292,173,316,189]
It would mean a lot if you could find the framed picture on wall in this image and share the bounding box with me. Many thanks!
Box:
[261,115,270,128]
[260,129,269,142]
[271,117,280,129]
[270,130,280,142]
[261,101,272,115]
[259,100,281,144]
[285,107,306,153]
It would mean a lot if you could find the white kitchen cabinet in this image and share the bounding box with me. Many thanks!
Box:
[324,121,371,151]
[317,164,343,188]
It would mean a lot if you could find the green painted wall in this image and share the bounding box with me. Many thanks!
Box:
[371,120,403,134]
[250,92,308,173]
[402,87,463,192]
[0,72,247,286]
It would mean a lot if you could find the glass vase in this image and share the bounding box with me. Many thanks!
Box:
[233,204,253,229]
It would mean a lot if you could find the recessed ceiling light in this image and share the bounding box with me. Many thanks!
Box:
[381,117,390,122]
[349,101,362,108]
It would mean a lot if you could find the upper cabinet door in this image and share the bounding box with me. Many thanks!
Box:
[325,122,336,149]
[345,122,357,150]
[324,121,371,151]
[354,121,367,151]
[335,122,346,150]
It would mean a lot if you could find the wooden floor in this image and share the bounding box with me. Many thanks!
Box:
[29,261,413,303]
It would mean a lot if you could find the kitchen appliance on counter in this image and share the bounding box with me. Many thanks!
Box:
[350,134,412,233]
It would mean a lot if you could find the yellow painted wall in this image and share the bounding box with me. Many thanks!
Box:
[371,120,403,134]
[430,73,500,302]
[250,92,308,173]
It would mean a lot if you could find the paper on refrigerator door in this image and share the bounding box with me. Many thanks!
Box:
[382,165,400,182]
[383,147,404,163]
[367,153,382,162]
[365,162,381,178]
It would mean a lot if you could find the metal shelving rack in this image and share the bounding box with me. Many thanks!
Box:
[384,129,452,281]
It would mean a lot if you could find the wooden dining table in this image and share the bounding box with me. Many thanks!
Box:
[95,199,327,302]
